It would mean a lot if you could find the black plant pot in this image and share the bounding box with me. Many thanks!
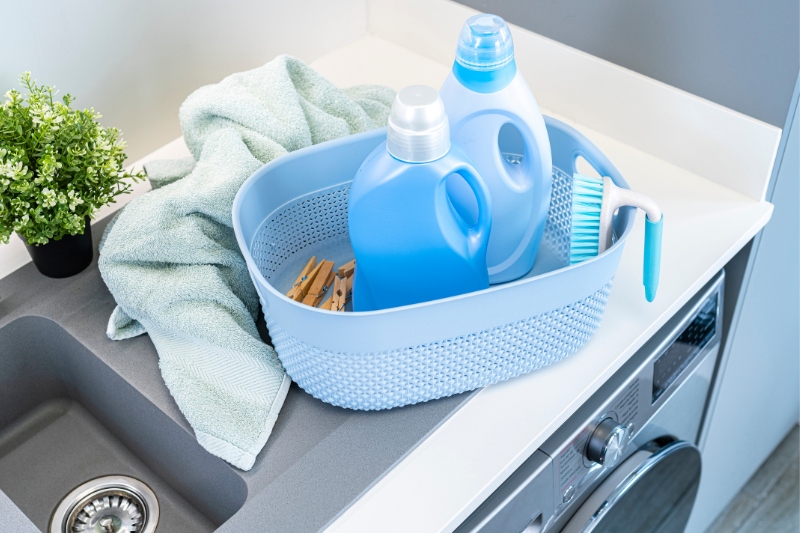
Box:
[22,217,93,278]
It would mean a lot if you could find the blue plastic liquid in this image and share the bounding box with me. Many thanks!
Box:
[348,142,492,311]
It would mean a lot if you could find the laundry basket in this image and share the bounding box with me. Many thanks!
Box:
[232,116,635,410]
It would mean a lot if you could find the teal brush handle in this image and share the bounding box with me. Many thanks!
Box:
[644,215,663,302]
[600,179,663,302]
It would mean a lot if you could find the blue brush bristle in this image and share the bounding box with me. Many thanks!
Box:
[570,174,604,264]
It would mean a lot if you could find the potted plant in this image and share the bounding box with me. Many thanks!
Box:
[0,72,144,278]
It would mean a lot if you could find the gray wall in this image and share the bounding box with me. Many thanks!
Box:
[1,0,365,162]
[456,0,799,127]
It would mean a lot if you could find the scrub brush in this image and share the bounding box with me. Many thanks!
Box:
[570,173,663,302]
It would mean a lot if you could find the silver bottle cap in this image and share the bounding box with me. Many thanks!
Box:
[386,85,450,163]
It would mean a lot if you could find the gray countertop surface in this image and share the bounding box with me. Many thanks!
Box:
[0,216,473,532]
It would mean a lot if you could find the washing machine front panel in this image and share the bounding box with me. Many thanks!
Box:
[561,440,701,533]
[542,273,723,530]
[456,273,724,533]
[454,451,555,533]
[546,376,650,519]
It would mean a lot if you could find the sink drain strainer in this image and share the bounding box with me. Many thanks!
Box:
[50,475,159,533]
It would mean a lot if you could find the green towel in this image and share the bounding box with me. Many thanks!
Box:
[99,55,394,470]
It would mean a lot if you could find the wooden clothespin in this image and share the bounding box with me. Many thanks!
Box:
[341,275,353,312]
[319,296,333,310]
[303,260,335,307]
[287,256,317,300]
[330,276,344,312]
[330,275,353,312]
[308,269,335,308]
[338,259,356,279]
[291,260,323,302]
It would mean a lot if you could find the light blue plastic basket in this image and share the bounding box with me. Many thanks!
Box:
[232,116,635,410]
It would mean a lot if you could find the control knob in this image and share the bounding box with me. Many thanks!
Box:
[586,418,629,467]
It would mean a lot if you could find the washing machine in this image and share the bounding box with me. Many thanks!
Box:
[457,271,724,533]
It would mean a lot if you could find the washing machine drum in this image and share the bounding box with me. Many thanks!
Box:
[562,440,701,533]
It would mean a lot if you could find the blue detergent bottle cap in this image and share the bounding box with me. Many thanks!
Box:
[456,14,514,72]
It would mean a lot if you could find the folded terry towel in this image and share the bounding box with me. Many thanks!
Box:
[99,55,394,470]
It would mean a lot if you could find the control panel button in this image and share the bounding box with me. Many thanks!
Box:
[586,418,629,467]
[563,485,576,504]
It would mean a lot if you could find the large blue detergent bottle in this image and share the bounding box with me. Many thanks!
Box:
[440,14,552,284]
[348,86,492,311]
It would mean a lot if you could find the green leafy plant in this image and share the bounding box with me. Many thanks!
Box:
[0,72,144,245]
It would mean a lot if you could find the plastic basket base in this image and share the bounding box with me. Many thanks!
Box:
[267,279,612,410]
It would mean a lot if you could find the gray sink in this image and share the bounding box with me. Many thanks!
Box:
[0,316,245,531]
[0,214,474,532]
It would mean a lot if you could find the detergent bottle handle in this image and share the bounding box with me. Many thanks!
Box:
[513,116,539,176]
[451,162,492,250]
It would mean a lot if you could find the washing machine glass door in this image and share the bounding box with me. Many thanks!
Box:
[561,440,701,533]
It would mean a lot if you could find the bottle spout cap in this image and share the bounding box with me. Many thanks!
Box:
[387,85,450,163]
[455,14,514,72]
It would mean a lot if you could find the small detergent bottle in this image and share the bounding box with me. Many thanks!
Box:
[440,14,553,284]
[348,85,492,311]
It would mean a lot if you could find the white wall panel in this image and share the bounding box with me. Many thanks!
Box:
[687,93,800,533]
[0,0,367,277]
[1,0,367,162]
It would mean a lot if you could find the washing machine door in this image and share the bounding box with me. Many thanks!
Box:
[561,440,701,533]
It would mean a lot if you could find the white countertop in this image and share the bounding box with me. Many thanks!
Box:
[0,2,778,531]
[309,6,777,532]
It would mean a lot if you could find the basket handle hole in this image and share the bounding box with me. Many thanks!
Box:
[575,155,602,179]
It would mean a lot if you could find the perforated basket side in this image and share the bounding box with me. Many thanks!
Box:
[251,183,351,282]
[540,167,573,266]
[250,167,573,285]
[268,280,612,410]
